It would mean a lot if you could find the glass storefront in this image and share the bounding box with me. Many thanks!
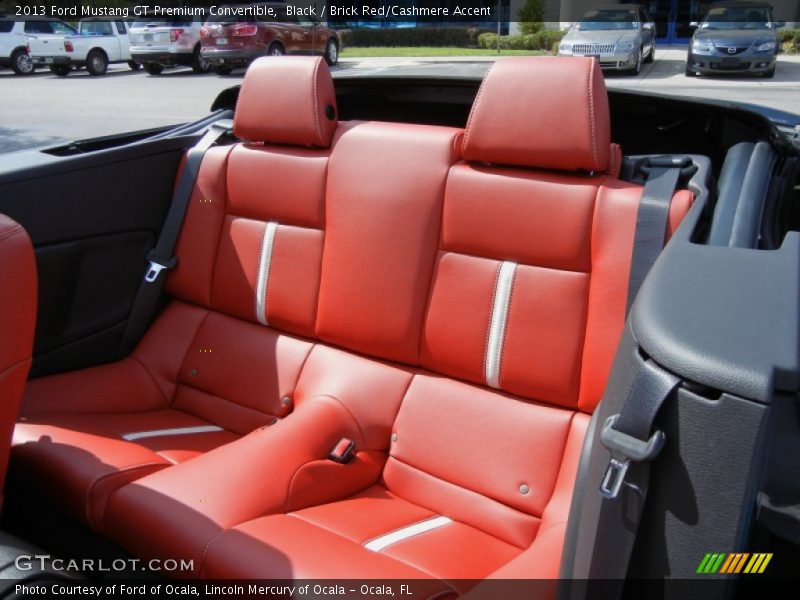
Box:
[627,0,710,43]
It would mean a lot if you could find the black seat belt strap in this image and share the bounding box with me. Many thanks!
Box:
[119,121,231,354]
[587,359,681,585]
[570,157,694,590]
[626,157,691,314]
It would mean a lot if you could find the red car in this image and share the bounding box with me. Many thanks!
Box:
[200,2,340,74]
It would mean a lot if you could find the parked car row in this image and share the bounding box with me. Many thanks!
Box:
[557,1,782,78]
[0,3,340,77]
[2,2,783,79]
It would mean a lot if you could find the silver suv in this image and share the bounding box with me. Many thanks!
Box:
[129,18,209,75]
[557,3,656,76]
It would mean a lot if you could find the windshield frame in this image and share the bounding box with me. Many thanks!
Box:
[577,9,639,31]
[699,6,773,30]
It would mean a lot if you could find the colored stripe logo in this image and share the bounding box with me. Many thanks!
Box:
[697,553,773,574]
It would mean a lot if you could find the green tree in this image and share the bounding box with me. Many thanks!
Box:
[518,0,545,35]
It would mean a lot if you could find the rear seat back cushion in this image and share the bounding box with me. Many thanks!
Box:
[315,122,463,365]
[422,57,693,413]
[166,56,337,340]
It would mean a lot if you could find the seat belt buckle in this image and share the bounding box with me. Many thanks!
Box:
[600,457,631,500]
[328,438,356,464]
[144,254,178,283]
[599,414,665,500]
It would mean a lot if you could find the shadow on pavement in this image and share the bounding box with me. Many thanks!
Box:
[154,68,224,78]
[0,70,54,79]
[0,127,64,154]
[45,68,141,79]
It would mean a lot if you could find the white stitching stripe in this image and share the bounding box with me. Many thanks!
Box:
[363,516,452,552]
[485,261,517,389]
[255,221,279,326]
[121,425,224,442]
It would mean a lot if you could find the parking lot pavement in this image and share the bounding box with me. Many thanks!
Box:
[604,47,800,112]
[0,47,798,154]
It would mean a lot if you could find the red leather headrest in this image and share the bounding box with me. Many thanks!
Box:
[234,56,338,148]
[463,57,610,173]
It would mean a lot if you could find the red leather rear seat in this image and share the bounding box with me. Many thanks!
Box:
[11,57,339,529]
[11,55,694,583]
[90,56,692,586]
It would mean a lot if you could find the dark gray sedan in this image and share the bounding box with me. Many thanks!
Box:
[686,1,782,78]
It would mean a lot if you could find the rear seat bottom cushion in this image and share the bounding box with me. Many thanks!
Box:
[202,484,521,592]
[12,409,240,529]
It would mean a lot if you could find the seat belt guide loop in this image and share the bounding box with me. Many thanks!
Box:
[599,414,665,500]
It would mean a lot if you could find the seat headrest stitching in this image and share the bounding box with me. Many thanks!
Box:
[463,61,497,154]
[312,57,323,146]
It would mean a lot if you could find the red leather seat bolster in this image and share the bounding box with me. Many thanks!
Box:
[0,215,36,372]
[578,184,693,411]
[20,301,208,417]
[479,412,590,580]
[19,359,167,417]
[0,215,37,509]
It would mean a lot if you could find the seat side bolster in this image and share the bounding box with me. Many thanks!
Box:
[19,301,208,417]
[132,301,210,403]
[476,412,590,581]
[0,217,36,370]
[19,358,166,416]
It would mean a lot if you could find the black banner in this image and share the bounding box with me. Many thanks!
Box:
[3,1,796,25]
[7,578,793,599]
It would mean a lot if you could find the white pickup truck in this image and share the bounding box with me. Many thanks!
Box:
[27,18,138,76]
